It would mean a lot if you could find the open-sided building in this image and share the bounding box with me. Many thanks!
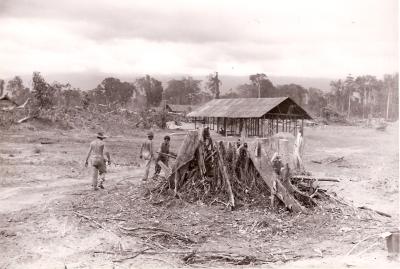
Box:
[187,97,312,137]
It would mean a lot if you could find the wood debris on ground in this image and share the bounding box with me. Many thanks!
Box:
[151,127,332,212]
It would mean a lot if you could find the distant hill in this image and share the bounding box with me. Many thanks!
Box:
[8,72,333,92]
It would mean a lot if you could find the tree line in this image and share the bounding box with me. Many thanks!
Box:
[0,73,213,111]
[1,71,398,120]
[217,73,398,120]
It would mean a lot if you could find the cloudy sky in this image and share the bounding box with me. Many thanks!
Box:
[0,0,398,79]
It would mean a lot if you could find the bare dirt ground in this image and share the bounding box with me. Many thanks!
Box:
[0,123,398,269]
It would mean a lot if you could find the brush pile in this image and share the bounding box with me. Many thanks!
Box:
[153,128,325,212]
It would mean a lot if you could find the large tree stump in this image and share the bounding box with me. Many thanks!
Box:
[168,130,200,194]
[248,140,306,213]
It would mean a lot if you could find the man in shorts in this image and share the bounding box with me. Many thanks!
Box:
[85,132,111,190]
[140,131,154,181]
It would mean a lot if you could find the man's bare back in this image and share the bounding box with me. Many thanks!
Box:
[89,140,106,159]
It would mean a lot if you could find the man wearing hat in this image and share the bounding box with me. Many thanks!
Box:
[85,132,111,190]
[140,131,154,181]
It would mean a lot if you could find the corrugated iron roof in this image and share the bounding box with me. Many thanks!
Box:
[187,97,311,118]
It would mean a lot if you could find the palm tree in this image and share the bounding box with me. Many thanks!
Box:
[206,72,221,99]
[344,74,355,118]
[329,79,344,112]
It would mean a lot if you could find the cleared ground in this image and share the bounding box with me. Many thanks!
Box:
[0,122,398,268]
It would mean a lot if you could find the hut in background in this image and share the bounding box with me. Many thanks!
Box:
[166,104,199,116]
[187,97,312,137]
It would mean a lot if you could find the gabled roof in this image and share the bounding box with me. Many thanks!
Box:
[167,104,198,113]
[187,97,312,119]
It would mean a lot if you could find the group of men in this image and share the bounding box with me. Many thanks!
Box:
[139,131,176,181]
[85,131,175,190]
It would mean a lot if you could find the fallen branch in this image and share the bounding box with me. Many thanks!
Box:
[310,187,319,198]
[291,175,341,182]
[73,211,104,229]
[182,251,269,265]
[104,217,127,222]
[119,226,173,233]
[94,250,118,255]
[17,116,33,124]
[327,156,344,164]
[16,98,30,109]
[112,248,151,263]
[358,206,391,218]
[311,160,322,164]
[210,198,230,207]
[118,225,196,244]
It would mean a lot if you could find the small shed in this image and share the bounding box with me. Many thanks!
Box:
[187,97,312,137]
[166,104,198,115]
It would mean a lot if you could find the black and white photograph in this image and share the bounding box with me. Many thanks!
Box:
[0,0,398,268]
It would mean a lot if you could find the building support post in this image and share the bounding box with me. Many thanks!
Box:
[224,118,227,137]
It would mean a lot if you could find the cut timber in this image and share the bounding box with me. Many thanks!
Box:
[358,206,391,218]
[248,141,306,213]
[216,141,235,208]
[311,160,322,164]
[291,175,341,182]
[157,161,172,178]
[327,156,344,164]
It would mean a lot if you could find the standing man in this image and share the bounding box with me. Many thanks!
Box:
[85,132,111,190]
[140,131,154,181]
[154,135,176,179]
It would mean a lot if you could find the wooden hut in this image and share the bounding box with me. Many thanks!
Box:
[166,104,198,115]
[187,97,312,137]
